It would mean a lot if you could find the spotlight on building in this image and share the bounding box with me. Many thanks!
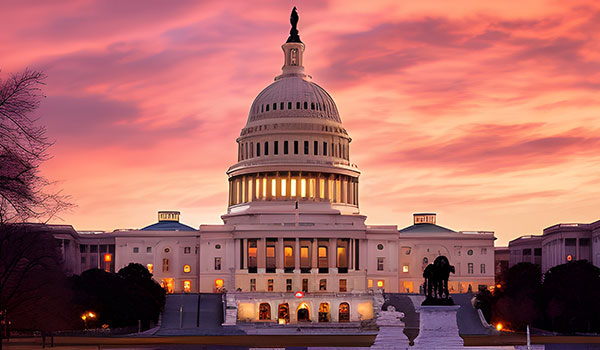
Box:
[496,323,503,331]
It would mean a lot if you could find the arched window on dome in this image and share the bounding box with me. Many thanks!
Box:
[266,104,270,112]
[288,102,292,109]
[297,102,301,109]
[256,143,261,157]
[245,142,249,159]
[304,102,308,109]
[274,141,279,155]
[280,102,284,110]
[311,102,315,110]
[339,144,342,158]
[250,142,254,158]
[273,103,277,111]
[261,105,264,113]
[323,142,327,156]
[314,141,318,155]
[264,141,269,156]
[284,141,289,155]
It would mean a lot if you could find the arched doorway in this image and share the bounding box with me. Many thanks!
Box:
[278,303,290,324]
[297,302,310,322]
[318,303,330,322]
[259,303,271,320]
[339,302,350,322]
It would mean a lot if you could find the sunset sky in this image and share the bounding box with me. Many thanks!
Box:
[2,1,599,246]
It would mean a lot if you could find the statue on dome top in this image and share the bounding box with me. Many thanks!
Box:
[287,7,302,43]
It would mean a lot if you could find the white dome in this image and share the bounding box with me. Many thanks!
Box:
[247,75,341,125]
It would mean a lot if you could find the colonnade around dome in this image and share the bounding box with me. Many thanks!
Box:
[228,172,359,206]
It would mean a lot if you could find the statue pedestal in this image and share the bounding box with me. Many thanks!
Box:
[413,305,463,350]
[370,309,409,350]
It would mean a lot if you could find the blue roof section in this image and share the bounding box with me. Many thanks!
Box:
[140,221,197,231]
[399,223,456,234]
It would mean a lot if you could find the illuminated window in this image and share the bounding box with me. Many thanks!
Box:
[300,179,306,197]
[377,280,384,288]
[468,263,474,274]
[215,257,222,270]
[161,278,174,294]
[267,279,274,292]
[284,246,294,270]
[337,239,348,269]
[291,179,297,196]
[162,258,169,272]
[300,246,310,268]
[368,279,373,288]
[319,179,325,199]
[183,264,191,273]
[215,278,224,293]
[377,257,384,271]
[184,247,191,254]
[339,279,347,292]
[271,179,276,197]
[266,241,276,272]
[262,178,267,198]
[319,303,330,322]
[183,280,191,293]
[402,265,409,273]
[318,246,328,268]
[259,303,271,320]
[248,240,257,272]
[339,302,350,322]
[309,178,316,198]
[319,279,327,291]
[255,178,260,199]
[281,179,287,196]
[250,278,256,291]
[147,264,153,274]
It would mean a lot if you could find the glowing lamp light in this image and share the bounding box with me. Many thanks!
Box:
[278,319,286,325]
[103,254,111,262]
[496,323,503,331]
[88,312,96,318]
[567,254,573,262]
[377,280,384,288]
[294,291,304,298]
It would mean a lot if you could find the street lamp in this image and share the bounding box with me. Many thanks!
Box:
[81,311,97,328]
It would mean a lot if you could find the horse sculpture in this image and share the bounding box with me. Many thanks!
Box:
[422,255,455,305]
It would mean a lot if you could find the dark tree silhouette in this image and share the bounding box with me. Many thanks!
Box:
[70,264,165,330]
[0,69,71,223]
[542,260,600,334]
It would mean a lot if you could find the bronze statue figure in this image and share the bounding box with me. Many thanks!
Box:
[287,7,302,43]
[422,255,456,305]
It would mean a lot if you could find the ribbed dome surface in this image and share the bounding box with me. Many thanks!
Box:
[247,76,341,125]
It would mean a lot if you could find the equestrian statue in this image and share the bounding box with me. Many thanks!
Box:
[422,255,456,305]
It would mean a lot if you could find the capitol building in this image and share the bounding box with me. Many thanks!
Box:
[52,10,495,324]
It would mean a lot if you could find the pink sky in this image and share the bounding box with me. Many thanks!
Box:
[2,1,599,246]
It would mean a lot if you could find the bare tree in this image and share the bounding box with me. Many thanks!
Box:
[0,69,71,223]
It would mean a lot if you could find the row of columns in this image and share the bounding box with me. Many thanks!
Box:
[237,237,357,272]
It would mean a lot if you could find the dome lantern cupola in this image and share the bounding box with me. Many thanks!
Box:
[279,7,306,79]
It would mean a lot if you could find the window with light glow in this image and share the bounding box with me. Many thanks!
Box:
[183,264,191,273]
[377,257,384,271]
[162,258,169,272]
[255,179,260,199]
[281,179,287,196]
[300,179,306,197]
[147,264,153,274]
[377,280,384,288]
[368,279,373,288]
[403,265,409,273]
[262,178,267,197]
[318,245,328,268]
[309,178,316,198]
[284,246,294,269]
[291,179,297,196]
[183,280,191,293]
[300,246,310,268]
[319,179,325,199]
[271,179,276,197]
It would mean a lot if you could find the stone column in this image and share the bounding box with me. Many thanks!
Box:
[294,237,300,273]
[257,238,265,272]
[329,238,337,273]
[312,239,318,273]
[370,306,409,350]
[242,239,247,270]
[412,305,463,350]
[276,237,284,273]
